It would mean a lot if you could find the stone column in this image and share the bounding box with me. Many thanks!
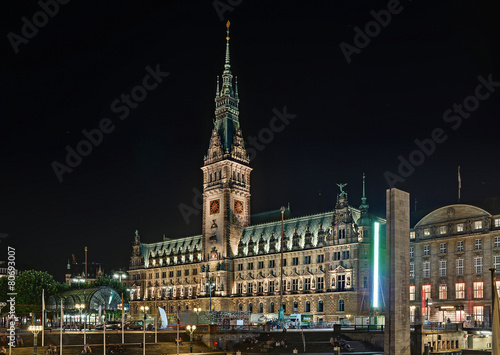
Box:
[385,188,410,355]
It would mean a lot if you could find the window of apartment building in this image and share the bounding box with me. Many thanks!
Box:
[439,260,447,276]
[440,243,447,254]
[495,236,500,248]
[410,263,415,279]
[258,261,264,269]
[422,284,431,300]
[439,226,447,235]
[269,260,275,268]
[248,262,254,270]
[193,269,197,275]
[292,279,299,291]
[293,301,298,312]
[333,251,341,260]
[473,281,484,298]
[495,218,500,228]
[304,278,311,290]
[317,254,324,263]
[410,285,416,301]
[237,283,243,294]
[410,231,415,239]
[457,241,464,252]
[456,259,464,275]
[439,284,447,300]
[424,245,430,256]
[283,259,287,267]
[248,303,253,313]
[424,229,430,236]
[258,281,264,293]
[305,301,310,312]
[269,281,275,293]
[337,275,346,290]
[304,256,311,264]
[237,263,243,271]
[318,300,324,312]
[475,239,482,250]
[474,257,483,274]
[292,257,299,266]
[342,250,350,259]
[496,280,500,298]
[317,277,324,290]
[473,306,484,322]
[247,282,253,293]
[177,270,181,277]
[169,271,174,278]
[495,256,500,270]
[184,269,189,276]
[423,261,430,278]
[259,303,264,313]
[269,302,274,313]
[155,272,159,278]
[162,272,166,278]
[457,223,464,232]
[474,221,483,230]
[149,273,153,279]
[410,247,414,258]
[455,283,465,299]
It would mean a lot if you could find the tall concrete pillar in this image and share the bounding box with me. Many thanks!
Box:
[385,188,410,355]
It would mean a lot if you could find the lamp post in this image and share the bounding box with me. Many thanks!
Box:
[75,303,86,345]
[193,307,201,325]
[28,325,43,355]
[0,302,6,328]
[113,271,128,283]
[206,279,215,313]
[154,290,158,343]
[140,305,149,355]
[278,206,286,326]
[186,325,196,353]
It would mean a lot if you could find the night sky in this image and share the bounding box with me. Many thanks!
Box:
[1,1,499,282]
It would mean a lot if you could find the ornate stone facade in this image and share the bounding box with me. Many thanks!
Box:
[127,23,385,323]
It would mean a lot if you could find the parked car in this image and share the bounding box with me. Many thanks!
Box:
[96,321,122,330]
[124,321,143,330]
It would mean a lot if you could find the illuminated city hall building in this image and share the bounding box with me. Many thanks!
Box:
[127,23,385,323]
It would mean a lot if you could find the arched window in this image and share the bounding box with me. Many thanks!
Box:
[238,304,243,312]
[338,299,345,312]
[248,303,253,313]
[269,302,274,313]
[305,301,310,312]
[293,301,298,312]
[186,305,189,311]
[318,300,324,312]
[282,302,286,312]
[259,303,264,313]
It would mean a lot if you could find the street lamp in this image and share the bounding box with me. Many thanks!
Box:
[206,279,215,313]
[75,303,86,345]
[0,302,6,328]
[28,325,43,355]
[186,325,196,353]
[113,271,128,283]
[140,305,149,355]
[193,307,201,324]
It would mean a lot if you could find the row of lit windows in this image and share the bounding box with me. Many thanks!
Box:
[410,281,500,301]
[237,255,325,271]
[410,219,500,239]
[411,256,500,278]
[236,277,325,293]
[148,268,198,279]
[237,299,332,313]
[411,237,500,257]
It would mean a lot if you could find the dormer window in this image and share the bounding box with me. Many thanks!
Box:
[474,221,483,230]
[424,229,430,236]
[457,223,464,232]
[410,231,415,240]
[439,226,446,235]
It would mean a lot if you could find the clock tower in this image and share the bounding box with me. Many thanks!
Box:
[201,21,252,266]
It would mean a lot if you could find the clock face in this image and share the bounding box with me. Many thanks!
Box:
[234,200,244,215]
[210,199,220,215]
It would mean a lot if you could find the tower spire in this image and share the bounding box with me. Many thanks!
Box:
[224,20,231,74]
[359,173,369,212]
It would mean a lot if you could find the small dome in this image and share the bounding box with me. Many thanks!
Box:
[357,214,373,227]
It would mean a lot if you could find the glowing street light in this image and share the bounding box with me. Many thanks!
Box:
[75,303,86,345]
[28,325,43,355]
[140,305,149,355]
[186,324,196,353]
[193,307,201,324]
